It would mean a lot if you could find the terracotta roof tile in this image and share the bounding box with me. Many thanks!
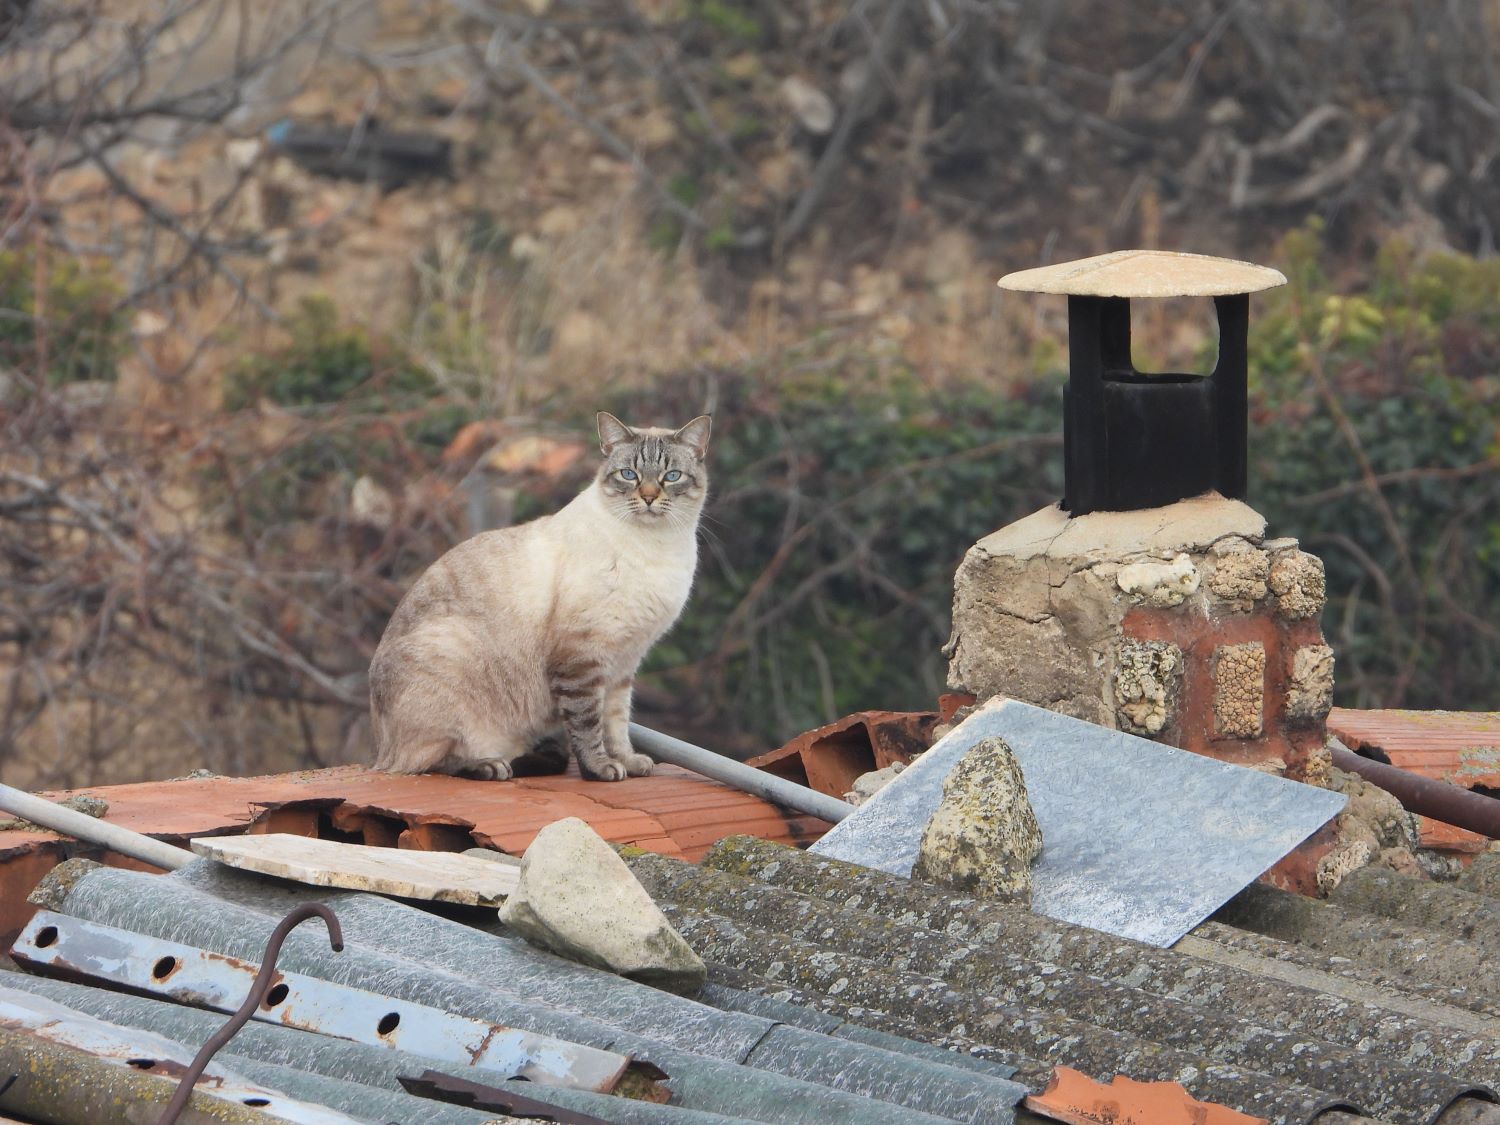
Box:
[0,763,829,940]
[1024,1065,1269,1125]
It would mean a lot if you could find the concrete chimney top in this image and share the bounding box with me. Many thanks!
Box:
[998,250,1287,299]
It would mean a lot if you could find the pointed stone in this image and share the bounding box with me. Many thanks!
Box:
[500,817,705,993]
[912,737,1041,903]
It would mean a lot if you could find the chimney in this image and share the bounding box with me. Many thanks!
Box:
[947,251,1333,782]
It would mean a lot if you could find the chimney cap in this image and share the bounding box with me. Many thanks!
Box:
[998,250,1287,299]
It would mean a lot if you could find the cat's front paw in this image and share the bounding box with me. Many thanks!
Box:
[621,752,654,777]
[580,758,628,782]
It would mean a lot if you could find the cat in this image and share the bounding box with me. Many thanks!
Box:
[369,412,711,782]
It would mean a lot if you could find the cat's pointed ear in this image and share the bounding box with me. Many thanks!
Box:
[597,411,633,454]
[674,415,712,459]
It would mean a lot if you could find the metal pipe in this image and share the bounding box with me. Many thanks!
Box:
[629,724,853,824]
[0,781,190,870]
[1330,739,1500,839]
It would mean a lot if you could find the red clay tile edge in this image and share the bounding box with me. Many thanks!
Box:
[1024,1066,1268,1125]
[747,709,940,798]
[0,764,830,942]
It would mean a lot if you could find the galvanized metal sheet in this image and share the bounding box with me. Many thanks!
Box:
[810,699,1347,946]
[10,910,631,1093]
[0,987,366,1125]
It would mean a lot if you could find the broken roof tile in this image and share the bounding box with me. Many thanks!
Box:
[748,709,939,796]
[0,763,830,941]
[1025,1066,1269,1125]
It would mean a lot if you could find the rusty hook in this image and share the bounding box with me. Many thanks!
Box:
[159,902,344,1124]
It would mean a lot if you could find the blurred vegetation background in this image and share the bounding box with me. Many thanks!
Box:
[3,0,1499,785]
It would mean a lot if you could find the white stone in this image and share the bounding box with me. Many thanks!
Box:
[1116,553,1200,607]
[779,75,836,134]
[499,817,705,993]
[844,763,904,807]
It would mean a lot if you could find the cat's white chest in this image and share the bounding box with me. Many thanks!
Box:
[560,530,696,650]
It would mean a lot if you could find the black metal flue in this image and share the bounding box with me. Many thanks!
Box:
[999,251,1286,516]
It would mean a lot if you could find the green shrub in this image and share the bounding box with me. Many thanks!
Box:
[207,227,1500,752]
[615,228,1500,742]
[687,0,763,43]
[225,297,438,414]
[220,297,473,531]
[0,250,125,385]
[1248,224,1500,710]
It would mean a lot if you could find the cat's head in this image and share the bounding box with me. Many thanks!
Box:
[595,412,711,526]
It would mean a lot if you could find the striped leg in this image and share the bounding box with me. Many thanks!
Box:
[603,680,653,776]
[549,655,625,782]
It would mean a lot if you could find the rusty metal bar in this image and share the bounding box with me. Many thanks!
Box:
[10,909,633,1094]
[1330,739,1500,839]
[628,724,853,823]
[161,904,344,1125]
[0,781,191,869]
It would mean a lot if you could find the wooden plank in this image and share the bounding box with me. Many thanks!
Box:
[189,833,519,906]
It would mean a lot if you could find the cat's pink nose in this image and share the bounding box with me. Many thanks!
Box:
[639,484,662,504]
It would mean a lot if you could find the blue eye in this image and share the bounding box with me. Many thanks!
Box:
[619,469,637,481]
[664,470,682,482]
